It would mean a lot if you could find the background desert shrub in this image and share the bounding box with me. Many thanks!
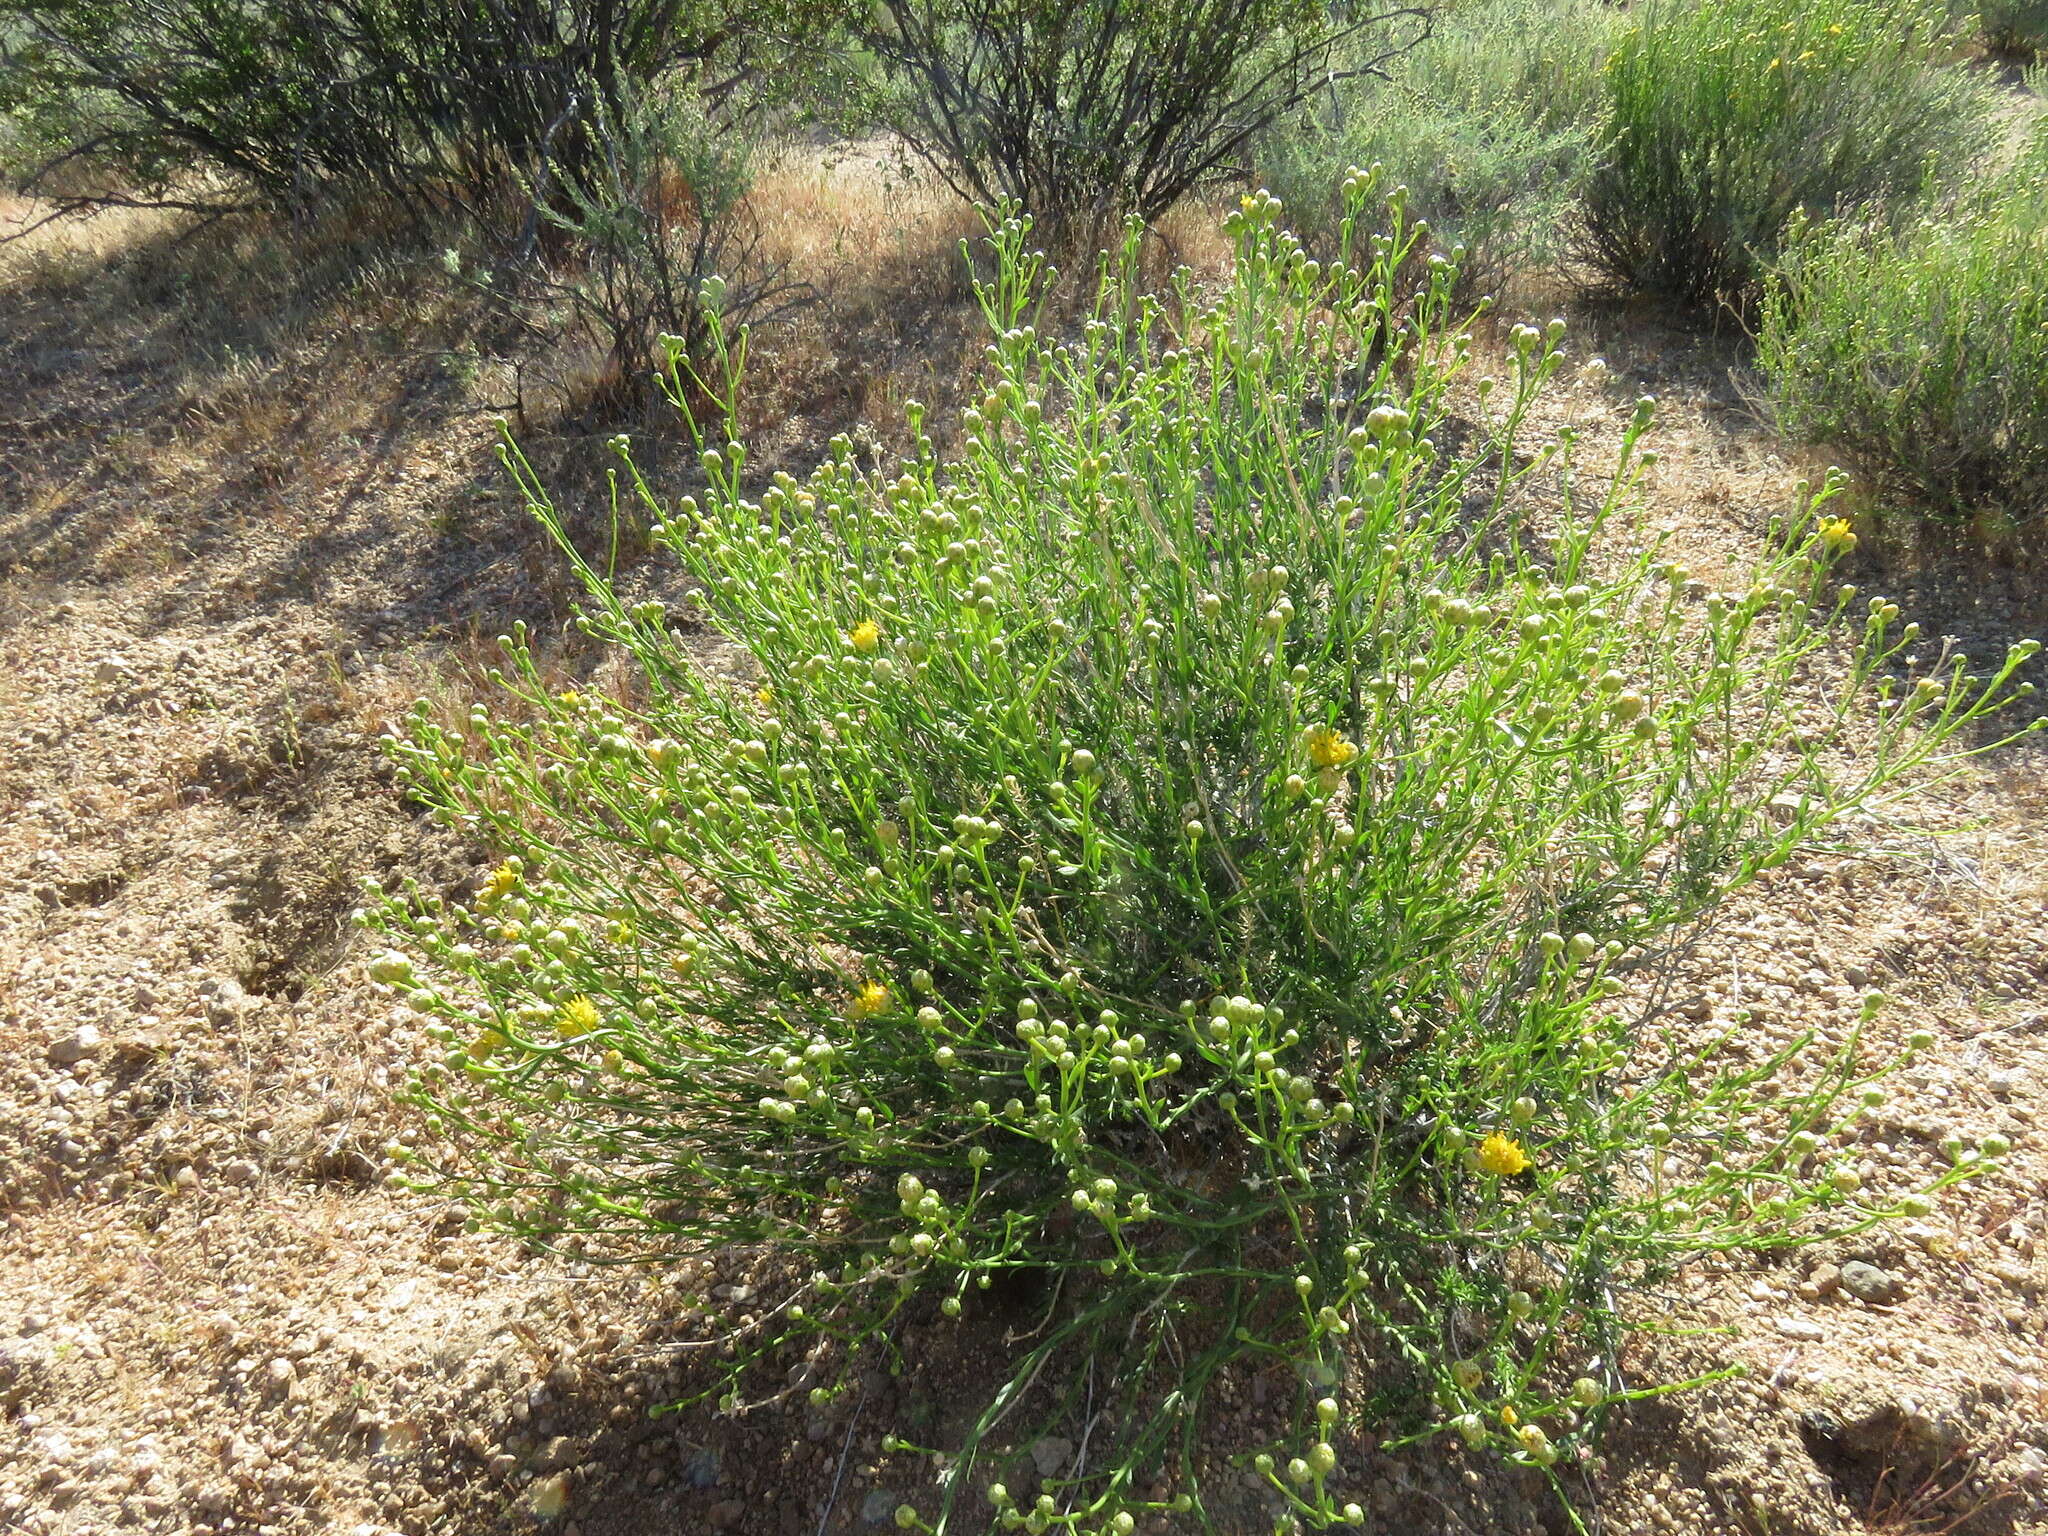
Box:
[1257,0,1621,298]
[860,0,1428,251]
[1579,0,1993,313]
[1976,0,2048,54]
[370,186,2036,1532]
[463,85,813,410]
[1758,126,2048,523]
[0,0,830,237]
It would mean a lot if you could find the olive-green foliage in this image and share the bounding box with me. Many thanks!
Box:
[861,0,1426,249]
[1257,0,1622,297]
[372,187,2036,1533]
[1977,0,2048,54]
[1759,127,2048,521]
[1580,0,1992,312]
[0,0,829,231]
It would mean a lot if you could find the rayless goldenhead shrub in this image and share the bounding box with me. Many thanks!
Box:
[1580,0,1991,313]
[368,180,2041,1533]
[1758,127,2048,524]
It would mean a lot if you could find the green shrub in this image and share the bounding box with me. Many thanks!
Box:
[371,184,2038,1532]
[1580,0,1991,312]
[861,0,1426,250]
[462,85,811,408]
[1758,128,2048,522]
[1258,0,1622,297]
[1977,0,2048,54]
[0,0,828,232]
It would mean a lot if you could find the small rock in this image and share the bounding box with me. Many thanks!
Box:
[708,1498,746,1529]
[530,1472,571,1518]
[1030,1436,1074,1478]
[1773,1316,1825,1341]
[222,1159,261,1188]
[860,1488,898,1526]
[47,1027,101,1066]
[683,1445,720,1488]
[93,657,130,684]
[204,979,250,1027]
[1799,1263,1841,1302]
[1839,1261,1905,1305]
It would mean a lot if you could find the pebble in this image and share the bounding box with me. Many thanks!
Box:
[530,1472,571,1518]
[1799,1263,1840,1301]
[1030,1436,1074,1477]
[860,1488,898,1526]
[1773,1316,1825,1341]
[47,1027,101,1067]
[1839,1261,1905,1306]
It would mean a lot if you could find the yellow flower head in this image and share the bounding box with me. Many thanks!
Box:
[469,1028,509,1062]
[1477,1132,1531,1177]
[478,860,520,909]
[1817,516,1857,553]
[1305,724,1358,771]
[558,996,600,1037]
[670,951,698,979]
[848,979,892,1020]
[849,620,882,654]
[757,685,776,708]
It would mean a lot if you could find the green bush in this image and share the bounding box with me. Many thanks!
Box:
[0,0,827,232]
[1977,0,2048,54]
[861,0,1426,250]
[1758,128,2048,522]
[463,85,811,408]
[1580,0,1991,312]
[371,184,2037,1532]
[1258,0,1622,297]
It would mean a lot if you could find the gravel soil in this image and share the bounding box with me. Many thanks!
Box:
[2,194,2045,1536]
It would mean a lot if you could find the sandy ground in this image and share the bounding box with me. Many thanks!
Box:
[1,180,2046,1536]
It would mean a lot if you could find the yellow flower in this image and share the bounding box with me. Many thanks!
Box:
[757,685,775,708]
[469,1028,509,1061]
[848,979,892,1020]
[478,859,520,909]
[557,997,600,1037]
[1304,724,1358,771]
[849,620,882,654]
[670,951,698,978]
[1817,517,1857,553]
[557,689,581,706]
[1477,1132,1531,1177]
